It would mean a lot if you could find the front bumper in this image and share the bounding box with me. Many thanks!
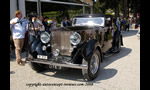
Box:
[26,57,88,69]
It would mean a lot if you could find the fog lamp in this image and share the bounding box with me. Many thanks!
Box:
[53,49,60,56]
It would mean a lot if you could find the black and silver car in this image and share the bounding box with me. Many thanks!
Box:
[26,14,123,81]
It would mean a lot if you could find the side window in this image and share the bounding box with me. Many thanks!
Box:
[105,17,111,27]
[72,18,76,25]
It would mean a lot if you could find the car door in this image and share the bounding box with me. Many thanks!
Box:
[101,17,113,53]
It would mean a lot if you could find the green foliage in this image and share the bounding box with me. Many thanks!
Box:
[42,8,83,24]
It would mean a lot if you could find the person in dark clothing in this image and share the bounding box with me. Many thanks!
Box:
[135,16,140,29]
[107,17,121,54]
[126,18,130,31]
[122,18,126,31]
[42,17,50,31]
[62,17,71,27]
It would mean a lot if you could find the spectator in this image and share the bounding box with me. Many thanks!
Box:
[137,24,140,36]
[120,18,123,30]
[135,15,140,29]
[27,13,40,44]
[126,17,130,31]
[37,16,45,31]
[116,17,121,31]
[10,10,27,66]
[50,16,58,29]
[131,17,135,29]
[122,18,126,31]
[61,17,71,27]
[112,17,117,37]
[129,17,132,30]
[42,16,50,31]
[112,17,120,52]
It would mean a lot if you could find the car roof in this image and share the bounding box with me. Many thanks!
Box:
[73,14,112,18]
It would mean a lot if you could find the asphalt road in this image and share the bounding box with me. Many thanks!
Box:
[10,29,140,90]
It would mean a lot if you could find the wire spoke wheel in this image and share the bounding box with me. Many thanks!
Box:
[90,54,99,74]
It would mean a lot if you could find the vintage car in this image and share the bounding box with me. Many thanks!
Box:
[26,14,123,81]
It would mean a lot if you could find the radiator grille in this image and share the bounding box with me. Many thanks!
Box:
[51,31,72,56]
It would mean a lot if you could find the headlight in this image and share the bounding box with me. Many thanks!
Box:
[40,32,50,43]
[70,32,81,45]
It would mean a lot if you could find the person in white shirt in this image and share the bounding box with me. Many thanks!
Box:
[10,10,27,66]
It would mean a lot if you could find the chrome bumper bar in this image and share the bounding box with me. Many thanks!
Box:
[26,58,88,69]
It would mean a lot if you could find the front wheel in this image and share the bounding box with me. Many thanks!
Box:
[82,49,101,81]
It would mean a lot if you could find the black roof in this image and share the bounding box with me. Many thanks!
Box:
[73,14,112,18]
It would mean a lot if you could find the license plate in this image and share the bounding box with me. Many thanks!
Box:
[37,55,48,60]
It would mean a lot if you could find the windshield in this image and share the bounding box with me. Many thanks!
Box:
[73,17,105,27]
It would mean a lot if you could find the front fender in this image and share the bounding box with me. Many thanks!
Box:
[83,40,96,58]
[30,37,40,53]
[35,42,44,55]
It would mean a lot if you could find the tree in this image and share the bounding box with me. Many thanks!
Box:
[93,0,119,16]
[93,0,140,18]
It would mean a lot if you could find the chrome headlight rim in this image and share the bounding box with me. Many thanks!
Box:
[40,32,50,44]
[70,32,81,46]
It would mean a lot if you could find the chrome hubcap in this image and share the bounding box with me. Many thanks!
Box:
[90,53,99,74]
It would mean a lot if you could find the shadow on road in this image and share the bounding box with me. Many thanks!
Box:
[122,30,138,38]
[90,47,132,83]
[10,71,15,74]
[39,47,132,82]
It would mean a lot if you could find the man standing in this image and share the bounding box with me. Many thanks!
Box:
[122,18,126,31]
[42,17,50,31]
[27,14,40,44]
[10,10,26,66]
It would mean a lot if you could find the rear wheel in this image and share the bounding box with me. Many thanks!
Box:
[82,49,101,81]
[29,62,47,72]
